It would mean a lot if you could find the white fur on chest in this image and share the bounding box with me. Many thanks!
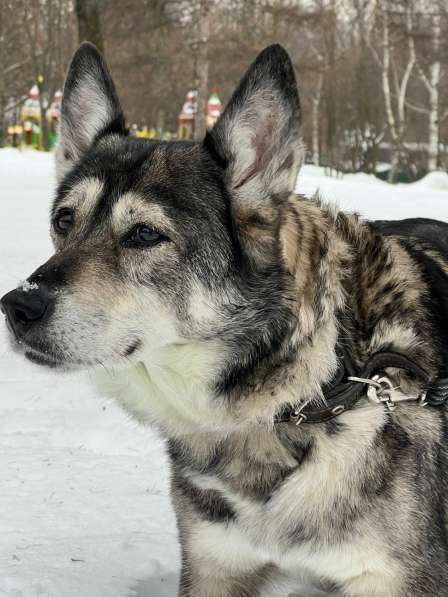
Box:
[189,517,397,588]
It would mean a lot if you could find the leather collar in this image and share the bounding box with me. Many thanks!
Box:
[275,346,448,425]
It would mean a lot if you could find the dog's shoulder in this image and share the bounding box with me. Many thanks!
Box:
[372,217,448,370]
[372,217,448,257]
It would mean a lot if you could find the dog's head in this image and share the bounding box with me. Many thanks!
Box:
[1,43,304,403]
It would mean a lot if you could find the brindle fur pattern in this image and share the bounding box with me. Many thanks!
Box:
[2,43,448,597]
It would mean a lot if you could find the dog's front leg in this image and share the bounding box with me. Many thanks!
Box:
[177,518,274,597]
[178,555,275,597]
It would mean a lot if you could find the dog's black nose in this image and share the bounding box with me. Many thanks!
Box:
[1,286,49,333]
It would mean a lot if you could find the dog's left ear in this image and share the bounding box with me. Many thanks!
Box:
[56,42,126,182]
[205,44,303,210]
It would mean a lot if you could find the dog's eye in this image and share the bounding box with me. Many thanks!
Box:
[122,224,166,248]
[54,209,74,234]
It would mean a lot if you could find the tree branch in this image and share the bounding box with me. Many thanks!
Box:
[404,99,430,115]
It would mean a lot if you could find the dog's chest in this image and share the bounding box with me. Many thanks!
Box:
[180,416,394,585]
[186,458,391,587]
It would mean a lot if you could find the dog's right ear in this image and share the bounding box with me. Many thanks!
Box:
[56,42,126,182]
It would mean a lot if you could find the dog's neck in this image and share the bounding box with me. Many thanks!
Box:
[221,197,348,424]
[229,196,438,429]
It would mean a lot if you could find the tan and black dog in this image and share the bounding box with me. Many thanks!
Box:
[2,43,448,597]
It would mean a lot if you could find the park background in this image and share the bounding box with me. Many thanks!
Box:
[1,0,448,182]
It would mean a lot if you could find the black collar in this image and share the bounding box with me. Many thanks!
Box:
[275,347,448,425]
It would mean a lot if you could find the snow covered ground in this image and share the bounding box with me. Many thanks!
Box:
[0,148,447,597]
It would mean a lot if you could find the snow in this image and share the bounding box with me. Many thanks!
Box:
[296,164,448,221]
[413,170,448,192]
[0,148,447,597]
[19,281,39,293]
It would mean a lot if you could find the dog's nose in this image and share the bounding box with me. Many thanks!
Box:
[1,286,49,333]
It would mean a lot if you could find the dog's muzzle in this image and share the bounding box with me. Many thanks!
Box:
[1,285,51,340]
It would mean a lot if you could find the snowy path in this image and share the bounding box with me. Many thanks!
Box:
[0,149,447,597]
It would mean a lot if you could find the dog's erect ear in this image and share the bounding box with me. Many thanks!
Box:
[56,42,126,181]
[206,44,303,209]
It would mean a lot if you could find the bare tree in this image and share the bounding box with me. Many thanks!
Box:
[75,0,104,53]
[310,71,324,166]
[101,0,192,131]
[3,0,443,173]
[20,0,76,151]
[297,6,327,167]
[370,1,417,181]
[193,0,211,141]
[0,0,33,146]
[407,4,448,171]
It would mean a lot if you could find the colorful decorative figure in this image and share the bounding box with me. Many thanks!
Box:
[20,85,41,147]
[177,90,198,140]
[46,90,62,148]
[206,87,222,129]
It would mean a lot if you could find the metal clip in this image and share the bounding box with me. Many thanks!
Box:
[348,374,397,410]
[348,374,427,411]
[365,375,397,411]
[290,406,308,426]
[419,391,428,407]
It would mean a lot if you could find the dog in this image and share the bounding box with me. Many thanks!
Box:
[2,42,448,597]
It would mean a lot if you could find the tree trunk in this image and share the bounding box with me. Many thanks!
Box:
[427,83,439,171]
[193,0,210,141]
[156,108,165,137]
[311,99,320,166]
[311,73,324,167]
[75,0,104,53]
[39,99,50,152]
[0,84,5,148]
[426,14,441,172]
[379,5,415,183]
[0,117,5,148]
[0,0,4,148]
[36,79,51,152]
[387,149,400,184]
